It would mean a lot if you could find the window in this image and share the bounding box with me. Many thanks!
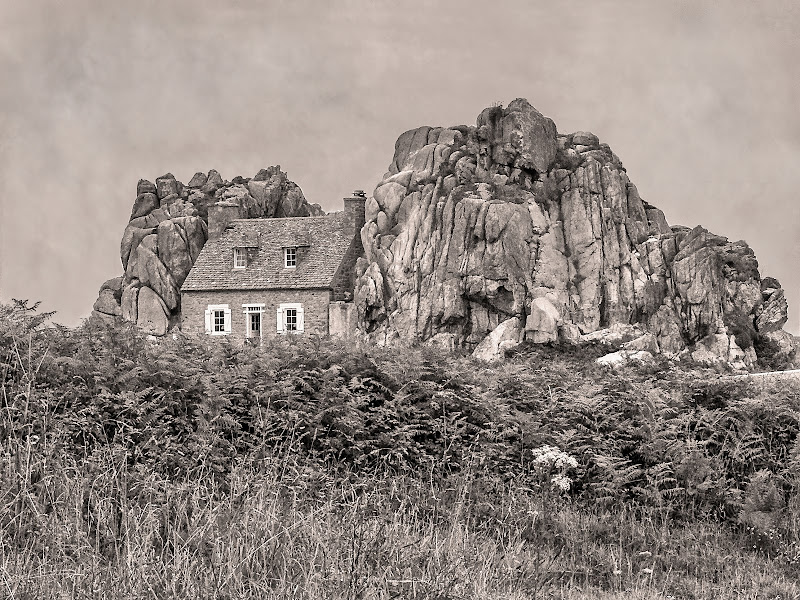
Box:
[213,309,226,332]
[204,304,231,335]
[233,248,246,269]
[284,247,297,268]
[285,308,297,331]
[276,303,304,334]
[242,304,265,339]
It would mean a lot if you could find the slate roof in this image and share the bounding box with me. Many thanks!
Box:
[181,213,354,291]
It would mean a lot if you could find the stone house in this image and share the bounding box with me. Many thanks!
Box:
[180,193,365,341]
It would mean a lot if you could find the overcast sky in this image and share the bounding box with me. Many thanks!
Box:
[1,0,798,333]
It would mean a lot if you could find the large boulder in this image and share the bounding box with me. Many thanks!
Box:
[133,244,179,310]
[477,98,558,174]
[130,193,159,220]
[93,289,122,317]
[622,333,660,354]
[187,172,208,188]
[596,350,654,368]
[201,169,224,195]
[756,281,788,334]
[120,282,140,322]
[354,99,789,366]
[762,330,798,368]
[99,276,123,297]
[243,165,325,218]
[137,179,157,196]
[472,317,524,362]
[121,226,156,271]
[157,217,207,287]
[691,333,754,370]
[691,333,732,365]
[155,173,180,200]
[525,297,561,343]
[136,286,169,336]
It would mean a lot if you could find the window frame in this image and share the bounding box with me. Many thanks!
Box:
[233,247,247,269]
[213,309,225,332]
[284,247,297,269]
[276,302,304,334]
[206,304,231,336]
[249,311,261,334]
[284,308,298,331]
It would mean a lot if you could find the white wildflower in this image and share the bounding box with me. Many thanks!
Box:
[531,445,578,494]
[551,474,572,492]
[531,445,578,470]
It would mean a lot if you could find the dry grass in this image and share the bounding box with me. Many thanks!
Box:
[3,438,799,600]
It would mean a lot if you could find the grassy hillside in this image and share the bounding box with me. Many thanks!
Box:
[2,299,800,599]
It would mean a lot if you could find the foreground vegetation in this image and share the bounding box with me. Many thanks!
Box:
[2,300,800,599]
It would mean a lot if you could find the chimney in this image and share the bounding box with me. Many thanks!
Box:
[343,190,366,236]
[208,201,241,240]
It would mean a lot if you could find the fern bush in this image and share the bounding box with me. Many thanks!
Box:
[3,299,800,597]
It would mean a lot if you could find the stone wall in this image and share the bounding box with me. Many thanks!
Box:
[329,301,357,338]
[330,195,366,301]
[331,236,365,301]
[181,288,331,339]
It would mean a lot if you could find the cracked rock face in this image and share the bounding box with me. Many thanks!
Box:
[354,98,789,363]
[91,167,322,335]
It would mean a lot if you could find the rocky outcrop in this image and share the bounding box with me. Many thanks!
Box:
[761,330,799,367]
[354,99,791,366]
[92,167,323,334]
[472,316,524,361]
[596,350,654,368]
[756,278,788,334]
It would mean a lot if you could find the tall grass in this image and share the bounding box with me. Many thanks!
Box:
[2,300,800,599]
[4,445,799,599]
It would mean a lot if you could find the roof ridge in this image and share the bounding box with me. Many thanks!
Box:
[230,213,341,223]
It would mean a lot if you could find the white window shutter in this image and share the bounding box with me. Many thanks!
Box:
[204,309,212,334]
[276,308,284,333]
[224,308,232,333]
[297,306,304,332]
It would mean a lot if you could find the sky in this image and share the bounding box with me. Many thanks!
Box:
[0,0,798,333]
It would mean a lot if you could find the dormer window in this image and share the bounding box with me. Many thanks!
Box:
[284,247,297,268]
[233,248,246,269]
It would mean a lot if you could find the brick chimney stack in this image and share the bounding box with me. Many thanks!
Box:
[208,201,241,240]
[343,190,366,236]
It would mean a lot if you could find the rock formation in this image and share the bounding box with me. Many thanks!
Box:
[353,98,791,366]
[92,166,322,334]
